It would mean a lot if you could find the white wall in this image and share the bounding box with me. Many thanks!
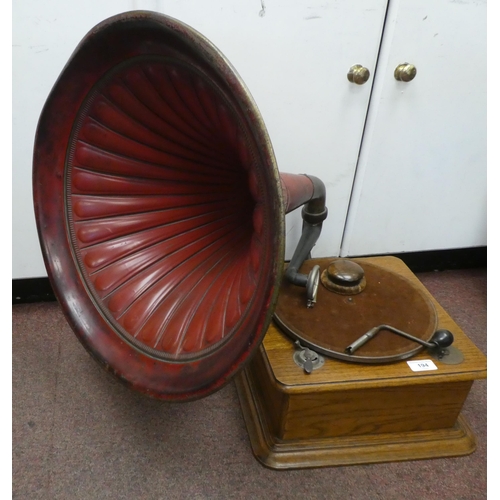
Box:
[13,0,387,279]
[13,1,137,279]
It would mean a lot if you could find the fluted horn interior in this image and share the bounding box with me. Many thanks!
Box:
[68,57,270,360]
[33,12,284,400]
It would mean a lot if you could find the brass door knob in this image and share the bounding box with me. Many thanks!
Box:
[347,65,370,85]
[394,63,417,82]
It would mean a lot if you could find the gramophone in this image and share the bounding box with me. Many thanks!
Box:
[33,11,486,469]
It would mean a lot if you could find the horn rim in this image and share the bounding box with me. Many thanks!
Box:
[33,11,285,401]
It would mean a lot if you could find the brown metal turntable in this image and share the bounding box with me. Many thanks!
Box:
[274,257,442,364]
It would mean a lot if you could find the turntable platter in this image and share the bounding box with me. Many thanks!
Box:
[274,258,438,363]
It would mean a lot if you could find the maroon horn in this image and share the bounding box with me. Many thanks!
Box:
[33,11,326,401]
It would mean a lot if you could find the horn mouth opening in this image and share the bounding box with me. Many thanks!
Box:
[34,11,284,400]
[66,56,270,361]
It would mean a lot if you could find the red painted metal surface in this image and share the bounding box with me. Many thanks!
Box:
[280,173,315,214]
[33,11,317,401]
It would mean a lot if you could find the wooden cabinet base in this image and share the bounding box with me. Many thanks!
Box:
[235,256,486,469]
[235,369,476,469]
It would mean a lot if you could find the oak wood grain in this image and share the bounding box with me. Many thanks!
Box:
[236,256,486,468]
[235,369,477,469]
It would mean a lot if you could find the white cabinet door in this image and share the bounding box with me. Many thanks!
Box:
[13,0,388,278]
[166,1,389,261]
[341,0,486,256]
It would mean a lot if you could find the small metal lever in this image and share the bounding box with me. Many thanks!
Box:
[293,340,324,373]
[306,265,320,308]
